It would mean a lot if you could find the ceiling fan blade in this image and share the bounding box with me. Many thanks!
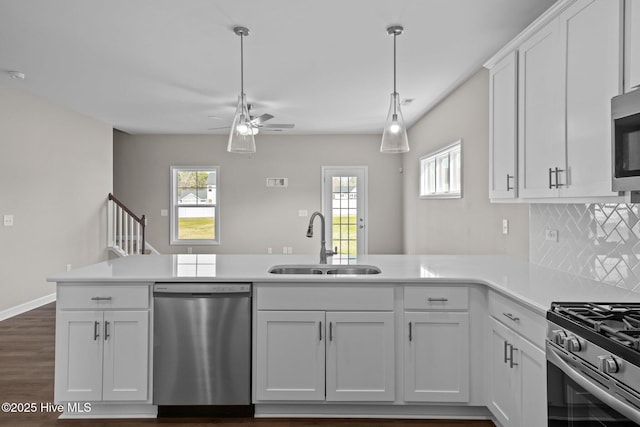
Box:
[208,115,230,121]
[261,123,295,129]
[208,126,231,130]
[251,113,274,125]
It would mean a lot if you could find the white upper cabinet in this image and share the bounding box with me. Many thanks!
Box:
[518,18,564,199]
[559,0,621,198]
[626,0,640,91]
[488,0,624,202]
[489,51,519,200]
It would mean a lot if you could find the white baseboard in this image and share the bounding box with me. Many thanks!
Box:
[0,293,57,321]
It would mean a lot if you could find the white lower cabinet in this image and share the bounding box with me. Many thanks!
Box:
[255,310,395,402]
[55,310,149,401]
[404,311,470,402]
[255,311,325,401]
[488,316,546,427]
[403,286,470,403]
[55,284,150,403]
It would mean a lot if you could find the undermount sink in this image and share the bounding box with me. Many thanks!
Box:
[268,264,381,275]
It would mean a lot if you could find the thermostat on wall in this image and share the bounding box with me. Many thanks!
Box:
[266,178,288,188]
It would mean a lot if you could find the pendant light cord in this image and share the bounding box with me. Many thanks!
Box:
[393,31,397,95]
[393,31,397,115]
[240,32,244,95]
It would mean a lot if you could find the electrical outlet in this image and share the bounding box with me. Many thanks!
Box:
[66,264,72,272]
[545,229,559,242]
[3,214,14,226]
[502,219,509,235]
[298,209,308,217]
[187,247,193,254]
[267,247,273,254]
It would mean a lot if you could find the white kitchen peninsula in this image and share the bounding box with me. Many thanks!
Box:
[48,254,640,424]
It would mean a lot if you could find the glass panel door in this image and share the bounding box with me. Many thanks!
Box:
[322,167,367,260]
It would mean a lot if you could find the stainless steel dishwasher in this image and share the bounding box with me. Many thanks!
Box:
[153,283,251,406]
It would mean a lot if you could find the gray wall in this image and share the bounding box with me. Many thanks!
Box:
[0,82,113,312]
[113,133,403,255]
[402,68,529,259]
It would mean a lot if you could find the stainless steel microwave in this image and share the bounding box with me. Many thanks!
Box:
[612,89,640,191]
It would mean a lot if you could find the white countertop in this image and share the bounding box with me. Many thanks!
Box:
[47,254,640,315]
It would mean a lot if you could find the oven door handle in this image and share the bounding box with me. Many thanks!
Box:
[547,344,640,424]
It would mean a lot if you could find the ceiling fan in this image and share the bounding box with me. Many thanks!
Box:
[209,104,295,133]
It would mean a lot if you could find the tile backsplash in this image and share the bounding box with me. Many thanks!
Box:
[530,203,640,292]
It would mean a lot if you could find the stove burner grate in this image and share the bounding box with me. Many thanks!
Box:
[551,302,640,351]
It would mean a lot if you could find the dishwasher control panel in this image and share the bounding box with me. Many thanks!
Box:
[154,283,251,294]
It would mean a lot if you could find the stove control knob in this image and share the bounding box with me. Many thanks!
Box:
[598,355,622,374]
[563,336,585,353]
[551,330,568,346]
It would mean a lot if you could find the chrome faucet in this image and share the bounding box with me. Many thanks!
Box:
[306,211,337,264]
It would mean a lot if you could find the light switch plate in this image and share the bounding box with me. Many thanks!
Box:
[502,219,509,235]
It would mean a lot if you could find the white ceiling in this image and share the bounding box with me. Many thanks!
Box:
[0,0,555,135]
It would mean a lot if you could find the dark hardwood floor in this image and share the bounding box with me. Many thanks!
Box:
[0,303,494,427]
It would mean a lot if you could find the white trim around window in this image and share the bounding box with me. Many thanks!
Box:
[170,165,220,245]
[419,140,462,199]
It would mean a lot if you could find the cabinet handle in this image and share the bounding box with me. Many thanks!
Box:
[548,167,565,189]
[509,345,519,368]
[506,174,513,191]
[91,296,112,301]
[504,340,509,364]
[104,321,110,341]
[94,321,100,340]
[319,321,322,341]
[428,297,448,302]
[409,322,412,342]
[503,312,520,323]
[329,322,333,342]
[554,167,565,188]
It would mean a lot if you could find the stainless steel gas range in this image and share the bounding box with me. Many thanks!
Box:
[546,302,640,425]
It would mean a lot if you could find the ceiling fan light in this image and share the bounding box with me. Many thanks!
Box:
[227,93,256,153]
[381,92,409,153]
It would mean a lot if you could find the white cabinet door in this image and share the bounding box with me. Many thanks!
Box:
[626,0,640,91]
[102,311,149,401]
[325,312,395,402]
[404,311,469,402]
[55,311,103,402]
[518,18,565,198]
[255,311,325,401]
[516,335,547,427]
[487,316,547,427]
[489,51,518,200]
[559,0,621,198]
[487,317,517,427]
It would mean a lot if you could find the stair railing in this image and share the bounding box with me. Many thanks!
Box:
[107,193,146,256]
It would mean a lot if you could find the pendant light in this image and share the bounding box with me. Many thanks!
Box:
[380,25,409,153]
[227,26,256,154]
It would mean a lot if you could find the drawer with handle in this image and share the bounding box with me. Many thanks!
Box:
[488,290,545,346]
[404,286,468,310]
[57,284,150,309]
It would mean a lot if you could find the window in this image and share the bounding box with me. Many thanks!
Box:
[171,166,219,245]
[420,140,462,198]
